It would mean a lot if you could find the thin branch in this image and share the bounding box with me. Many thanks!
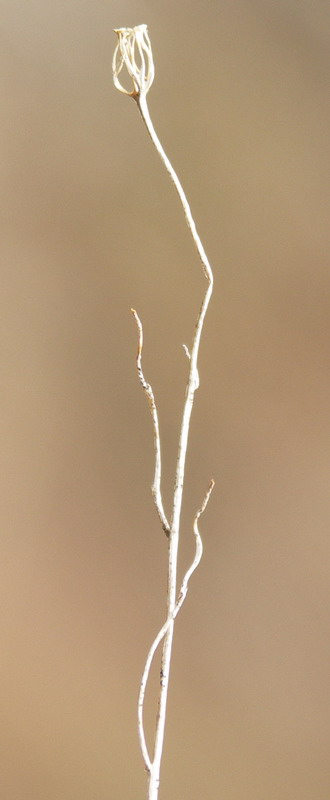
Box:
[137,480,215,775]
[176,479,215,608]
[137,94,213,285]
[131,308,170,536]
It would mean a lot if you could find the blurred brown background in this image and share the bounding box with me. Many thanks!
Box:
[1,1,330,798]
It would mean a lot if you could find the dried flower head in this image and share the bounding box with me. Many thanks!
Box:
[113,24,155,98]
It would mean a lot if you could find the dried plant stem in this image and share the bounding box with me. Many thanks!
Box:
[113,25,214,800]
[135,93,214,800]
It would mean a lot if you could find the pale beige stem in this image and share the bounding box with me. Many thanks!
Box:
[135,92,213,800]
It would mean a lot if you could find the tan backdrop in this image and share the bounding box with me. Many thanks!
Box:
[1,1,329,798]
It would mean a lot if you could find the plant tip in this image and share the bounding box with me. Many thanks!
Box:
[112,24,155,98]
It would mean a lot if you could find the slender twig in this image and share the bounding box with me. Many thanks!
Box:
[131,308,170,535]
[137,480,215,774]
[113,25,214,800]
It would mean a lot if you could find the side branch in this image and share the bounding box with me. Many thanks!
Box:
[137,479,214,774]
[131,309,170,536]
[177,479,215,608]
